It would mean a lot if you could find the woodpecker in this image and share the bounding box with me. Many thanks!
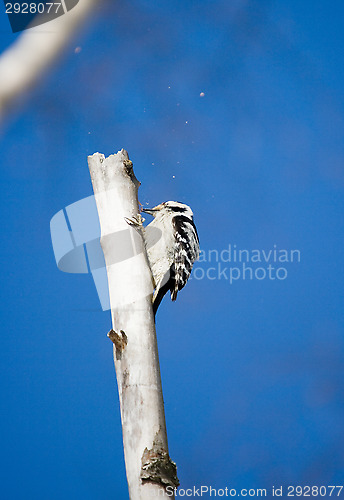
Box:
[142,201,199,315]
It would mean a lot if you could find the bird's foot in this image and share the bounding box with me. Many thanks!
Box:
[124,213,145,228]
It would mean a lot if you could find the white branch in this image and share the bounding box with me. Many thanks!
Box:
[88,150,178,499]
[0,0,97,124]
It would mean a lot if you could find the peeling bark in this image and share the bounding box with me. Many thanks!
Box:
[141,430,179,489]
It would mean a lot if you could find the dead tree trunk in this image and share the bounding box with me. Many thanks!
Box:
[88,149,178,499]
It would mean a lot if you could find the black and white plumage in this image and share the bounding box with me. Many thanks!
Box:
[143,201,199,315]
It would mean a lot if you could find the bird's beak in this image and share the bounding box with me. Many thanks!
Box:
[142,208,158,215]
[142,204,163,215]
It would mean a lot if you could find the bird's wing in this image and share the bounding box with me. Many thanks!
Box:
[171,216,200,301]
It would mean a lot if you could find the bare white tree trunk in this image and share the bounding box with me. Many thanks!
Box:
[88,149,178,499]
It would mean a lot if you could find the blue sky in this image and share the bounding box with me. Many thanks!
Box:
[1,1,344,498]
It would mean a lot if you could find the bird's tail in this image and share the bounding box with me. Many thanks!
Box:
[152,280,171,315]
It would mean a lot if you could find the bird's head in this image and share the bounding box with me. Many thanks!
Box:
[142,201,194,219]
